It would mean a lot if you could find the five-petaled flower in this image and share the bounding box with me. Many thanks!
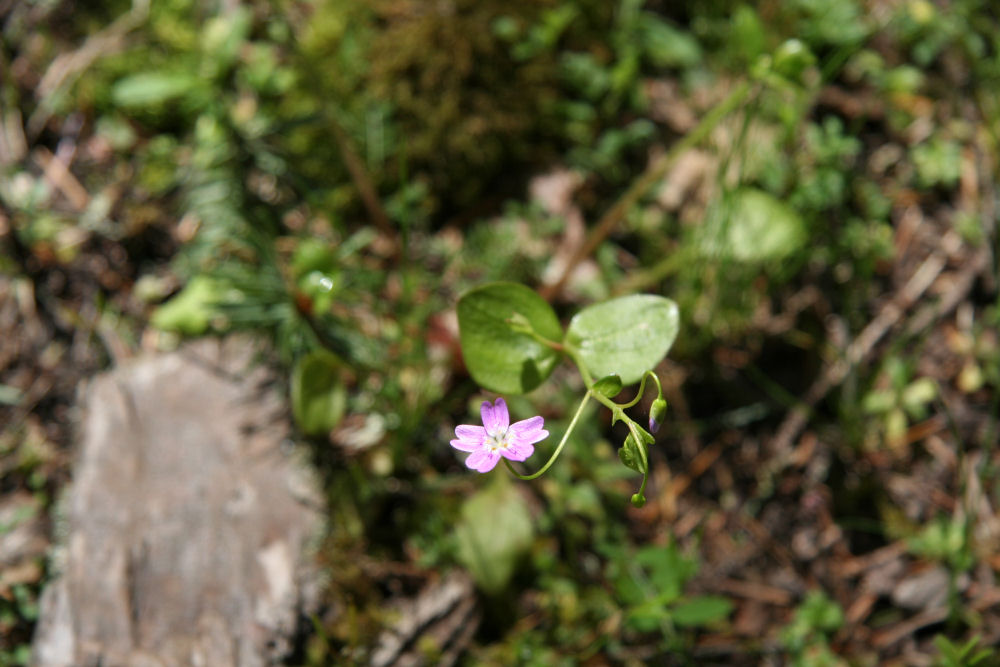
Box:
[450,397,548,472]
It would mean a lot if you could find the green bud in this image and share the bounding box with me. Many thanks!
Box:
[648,397,667,434]
[631,493,646,508]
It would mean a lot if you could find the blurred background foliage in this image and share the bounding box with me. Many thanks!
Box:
[2,0,1000,663]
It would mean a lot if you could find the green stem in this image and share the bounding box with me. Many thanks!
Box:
[534,334,566,353]
[618,370,662,409]
[627,422,650,506]
[565,346,594,387]
[541,79,756,301]
[507,316,566,353]
[505,391,592,480]
[613,248,689,296]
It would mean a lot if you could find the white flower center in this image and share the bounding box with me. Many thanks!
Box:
[486,429,510,452]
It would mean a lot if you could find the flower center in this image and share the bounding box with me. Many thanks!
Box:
[486,429,510,452]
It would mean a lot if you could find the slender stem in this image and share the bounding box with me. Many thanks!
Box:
[619,370,662,409]
[612,248,688,296]
[633,469,648,505]
[505,392,592,480]
[565,346,594,387]
[627,422,650,505]
[540,79,755,302]
[506,316,566,353]
[531,332,566,353]
[618,373,650,410]
[326,110,395,242]
[589,387,621,415]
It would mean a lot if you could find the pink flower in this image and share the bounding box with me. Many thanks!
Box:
[450,398,549,472]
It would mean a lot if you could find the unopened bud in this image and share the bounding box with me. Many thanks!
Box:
[648,398,667,434]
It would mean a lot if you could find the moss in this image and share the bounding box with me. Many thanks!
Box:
[366,0,559,209]
[292,0,577,219]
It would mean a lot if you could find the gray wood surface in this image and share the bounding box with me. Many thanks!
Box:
[33,338,323,667]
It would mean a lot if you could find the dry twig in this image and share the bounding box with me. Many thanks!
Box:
[27,0,150,137]
[771,247,948,455]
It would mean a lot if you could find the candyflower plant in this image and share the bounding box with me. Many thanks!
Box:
[453,282,679,507]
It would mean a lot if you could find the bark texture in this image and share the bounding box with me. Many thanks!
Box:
[33,338,323,667]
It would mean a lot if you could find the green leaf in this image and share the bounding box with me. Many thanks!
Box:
[150,276,228,335]
[700,188,807,263]
[457,283,563,394]
[639,14,702,68]
[671,596,733,627]
[862,389,895,414]
[626,598,672,633]
[455,479,534,593]
[291,238,338,278]
[111,72,201,108]
[291,350,346,436]
[636,543,696,599]
[565,295,679,385]
[618,428,652,474]
[592,374,624,398]
[618,435,643,473]
[772,39,817,84]
[901,377,937,411]
[795,590,844,633]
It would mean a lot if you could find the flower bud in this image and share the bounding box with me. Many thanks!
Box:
[648,397,667,434]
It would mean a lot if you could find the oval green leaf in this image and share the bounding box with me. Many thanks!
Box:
[291,350,346,436]
[457,282,563,394]
[565,295,679,385]
[700,188,807,263]
[455,479,533,593]
[150,275,226,335]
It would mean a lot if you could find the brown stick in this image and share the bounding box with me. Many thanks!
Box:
[33,146,90,211]
[327,113,395,243]
[772,246,948,455]
[28,0,149,137]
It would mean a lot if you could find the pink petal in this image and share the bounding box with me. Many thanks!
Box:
[454,424,486,442]
[501,441,534,462]
[450,438,480,452]
[510,425,549,447]
[509,416,544,436]
[481,398,509,434]
[466,448,501,472]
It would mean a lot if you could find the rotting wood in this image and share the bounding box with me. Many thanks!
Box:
[32,337,324,667]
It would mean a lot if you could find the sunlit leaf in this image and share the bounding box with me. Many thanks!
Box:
[150,276,227,335]
[701,188,807,263]
[565,295,679,385]
[457,282,563,394]
[291,350,346,435]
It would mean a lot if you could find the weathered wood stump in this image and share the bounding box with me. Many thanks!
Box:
[33,338,324,667]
